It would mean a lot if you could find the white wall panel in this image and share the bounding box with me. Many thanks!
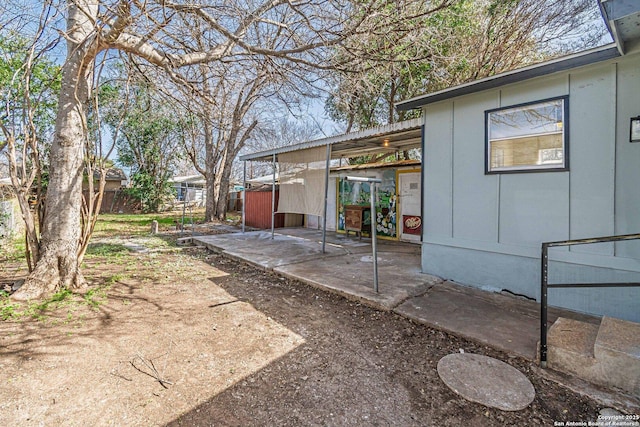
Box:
[615,54,640,258]
[499,74,567,107]
[423,103,454,238]
[498,173,569,246]
[451,92,499,242]
[568,63,616,255]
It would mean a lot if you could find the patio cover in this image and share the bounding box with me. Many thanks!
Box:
[239,118,422,162]
[239,118,423,250]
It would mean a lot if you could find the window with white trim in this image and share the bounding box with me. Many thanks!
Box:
[486,97,568,173]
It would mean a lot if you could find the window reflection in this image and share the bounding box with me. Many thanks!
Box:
[487,98,566,172]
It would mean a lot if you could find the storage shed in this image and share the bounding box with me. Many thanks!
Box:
[244,184,303,229]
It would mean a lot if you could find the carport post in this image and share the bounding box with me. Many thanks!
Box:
[370,181,379,293]
[180,181,188,237]
[322,143,331,253]
[242,160,246,233]
[271,153,276,239]
[346,176,382,293]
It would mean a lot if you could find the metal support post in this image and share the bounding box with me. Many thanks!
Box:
[346,176,382,293]
[540,243,549,367]
[370,182,379,293]
[181,182,188,237]
[322,143,331,253]
[242,161,246,233]
[271,153,276,239]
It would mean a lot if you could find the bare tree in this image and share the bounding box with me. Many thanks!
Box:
[3,0,456,300]
[177,61,265,221]
[240,116,322,181]
[0,8,62,271]
[0,3,119,273]
[78,53,123,261]
[178,55,319,221]
[168,10,327,222]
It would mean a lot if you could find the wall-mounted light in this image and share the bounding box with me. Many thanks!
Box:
[631,116,640,143]
[382,139,390,148]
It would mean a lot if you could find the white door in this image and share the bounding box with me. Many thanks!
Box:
[399,172,422,243]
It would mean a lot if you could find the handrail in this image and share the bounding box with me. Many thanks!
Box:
[540,233,640,367]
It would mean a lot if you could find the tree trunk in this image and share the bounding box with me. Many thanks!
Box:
[213,148,234,221]
[6,135,40,269]
[213,120,257,220]
[388,77,396,124]
[205,169,216,222]
[12,187,40,271]
[203,121,217,222]
[12,2,97,300]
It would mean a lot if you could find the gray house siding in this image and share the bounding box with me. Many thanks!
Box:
[421,52,640,322]
[616,57,640,259]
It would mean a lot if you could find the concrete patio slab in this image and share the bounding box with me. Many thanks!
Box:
[195,230,348,269]
[195,228,433,310]
[394,281,600,360]
[395,281,543,359]
[194,228,597,361]
[275,250,440,310]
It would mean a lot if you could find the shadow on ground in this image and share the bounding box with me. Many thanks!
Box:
[165,253,601,427]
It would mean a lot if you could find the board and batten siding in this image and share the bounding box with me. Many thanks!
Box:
[421,52,640,322]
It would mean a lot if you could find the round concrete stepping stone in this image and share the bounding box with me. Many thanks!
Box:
[437,353,535,411]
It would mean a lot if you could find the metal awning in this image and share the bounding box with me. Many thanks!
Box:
[239,118,422,162]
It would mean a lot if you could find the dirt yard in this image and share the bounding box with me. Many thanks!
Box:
[0,217,608,426]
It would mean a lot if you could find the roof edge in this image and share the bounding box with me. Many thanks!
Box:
[239,117,423,162]
[599,0,623,54]
[396,44,620,111]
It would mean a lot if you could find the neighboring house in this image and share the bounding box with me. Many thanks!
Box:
[82,168,131,213]
[101,168,128,190]
[169,175,206,206]
[246,172,280,188]
[84,168,128,191]
[395,0,640,322]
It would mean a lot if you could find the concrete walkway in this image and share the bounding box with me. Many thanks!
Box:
[194,228,594,361]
